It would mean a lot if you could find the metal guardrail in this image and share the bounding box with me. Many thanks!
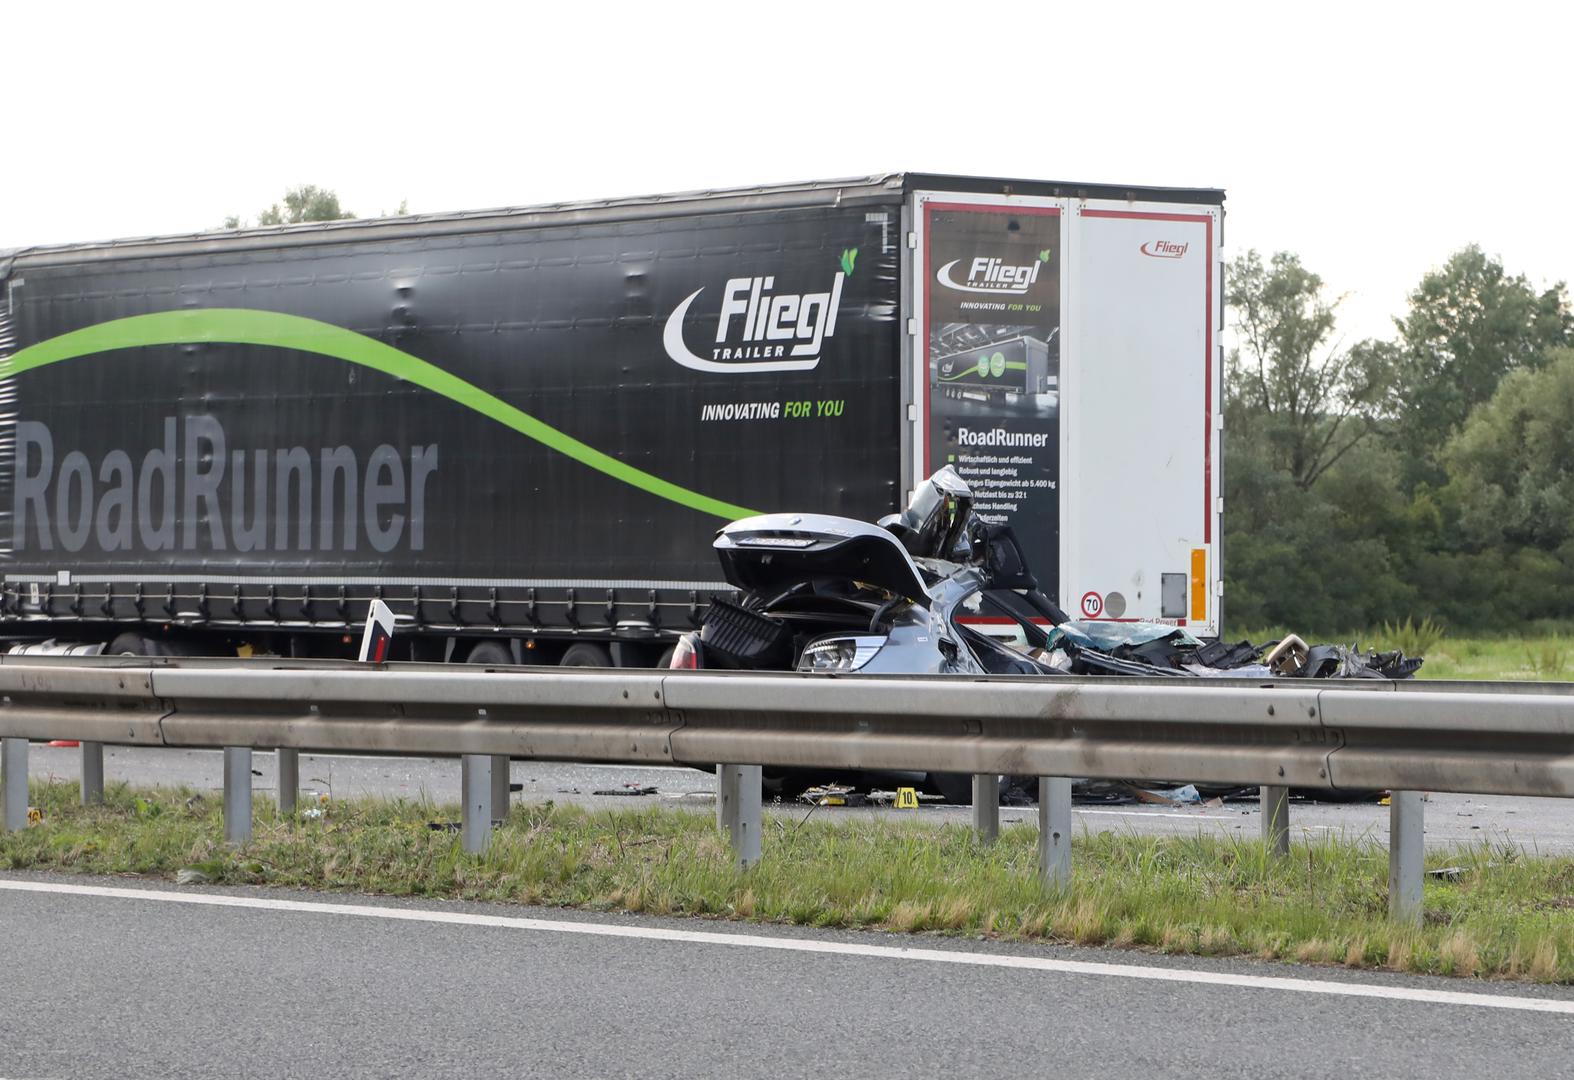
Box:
[2,656,1572,924]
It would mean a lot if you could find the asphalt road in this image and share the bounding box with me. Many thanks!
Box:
[1,872,1571,1079]
[24,743,1574,852]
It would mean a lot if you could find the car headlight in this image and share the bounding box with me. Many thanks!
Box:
[797,635,886,672]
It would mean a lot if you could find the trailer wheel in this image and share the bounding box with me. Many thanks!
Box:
[106,632,173,657]
[560,642,613,668]
[464,641,513,668]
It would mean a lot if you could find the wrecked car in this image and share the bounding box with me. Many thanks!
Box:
[670,467,1420,802]
[671,465,1068,680]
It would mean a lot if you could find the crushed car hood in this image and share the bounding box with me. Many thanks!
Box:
[714,513,931,603]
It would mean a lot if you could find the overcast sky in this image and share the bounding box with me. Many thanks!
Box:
[4,1,1566,344]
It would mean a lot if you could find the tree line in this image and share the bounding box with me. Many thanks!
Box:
[1224,246,1573,633]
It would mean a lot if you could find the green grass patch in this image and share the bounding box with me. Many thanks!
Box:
[6,780,1574,983]
[1418,635,1572,681]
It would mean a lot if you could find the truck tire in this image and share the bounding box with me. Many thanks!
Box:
[106,632,173,657]
[464,641,513,667]
[560,643,612,668]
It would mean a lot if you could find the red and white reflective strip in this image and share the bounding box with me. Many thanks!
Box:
[670,634,700,670]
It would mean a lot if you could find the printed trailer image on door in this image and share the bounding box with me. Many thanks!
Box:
[925,203,1061,586]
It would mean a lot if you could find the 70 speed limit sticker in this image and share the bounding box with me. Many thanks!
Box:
[1080,592,1103,618]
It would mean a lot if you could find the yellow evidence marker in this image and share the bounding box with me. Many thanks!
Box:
[895,787,919,809]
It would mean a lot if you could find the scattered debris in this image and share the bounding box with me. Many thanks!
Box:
[1133,783,1202,805]
[1071,780,1139,805]
[592,784,659,796]
[867,789,943,805]
[1043,621,1423,681]
[175,868,210,885]
[800,784,865,807]
[426,821,461,832]
[1428,866,1467,881]
[1264,635,1310,676]
[661,791,716,803]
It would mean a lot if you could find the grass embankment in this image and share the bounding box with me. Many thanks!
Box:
[1417,636,1571,681]
[6,782,1574,983]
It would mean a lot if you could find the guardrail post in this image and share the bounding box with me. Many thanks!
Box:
[3,737,28,832]
[461,754,492,855]
[1261,785,1290,856]
[1388,790,1425,925]
[80,741,105,805]
[489,754,511,821]
[1038,776,1072,890]
[276,749,299,815]
[716,764,762,869]
[223,747,252,844]
[972,774,1000,843]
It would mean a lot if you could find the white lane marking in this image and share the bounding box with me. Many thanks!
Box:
[2,879,1571,1016]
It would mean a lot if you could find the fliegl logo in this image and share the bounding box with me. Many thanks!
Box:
[1140,240,1189,259]
[662,250,853,374]
[935,251,1049,295]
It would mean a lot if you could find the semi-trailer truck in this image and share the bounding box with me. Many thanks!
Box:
[0,173,1224,664]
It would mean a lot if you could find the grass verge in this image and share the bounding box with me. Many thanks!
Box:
[5,781,1574,983]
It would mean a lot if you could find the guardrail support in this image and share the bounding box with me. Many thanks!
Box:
[1038,776,1072,889]
[1388,790,1425,925]
[80,742,105,805]
[276,748,299,815]
[490,754,511,821]
[717,764,762,869]
[3,737,27,831]
[461,754,492,855]
[972,774,1000,843]
[222,747,252,844]
[1261,785,1290,856]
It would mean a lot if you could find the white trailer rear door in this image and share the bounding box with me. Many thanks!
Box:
[1062,202,1221,635]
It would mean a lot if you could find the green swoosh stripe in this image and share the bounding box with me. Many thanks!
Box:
[938,360,1030,381]
[2,309,759,520]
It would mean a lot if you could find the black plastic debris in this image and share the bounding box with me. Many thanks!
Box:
[1044,620,1422,681]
